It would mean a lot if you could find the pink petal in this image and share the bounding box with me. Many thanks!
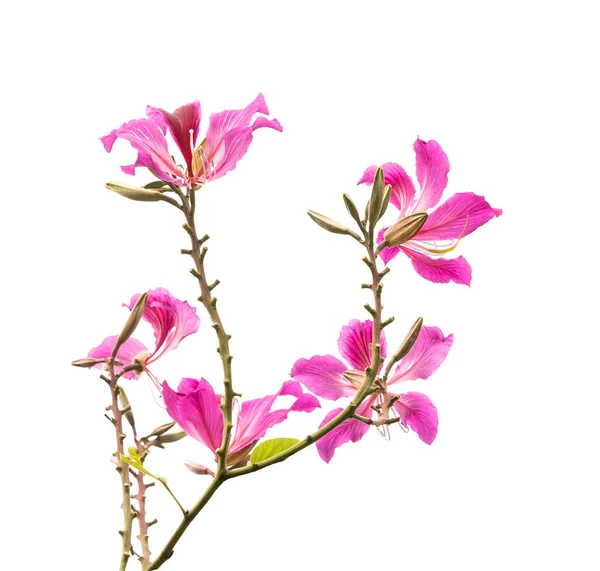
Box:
[389,325,453,384]
[291,355,356,400]
[315,400,373,463]
[230,381,320,456]
[203,94,282,181]
[392,392,438,444]
[358,162,416,217]
[417,192,503,241]
[402,247,472,285]
[338,319,387,371]
[377,226,401,264]
[126,288,199,364]
[88,336,148,380]
[208,118,282,181]
[162,378,223,453]
[100,118,185,185]
[412,139,450,212]
[146,101,201,172]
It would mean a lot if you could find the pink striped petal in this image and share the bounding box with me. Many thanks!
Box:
[101,118,185,185]
[358,162,416,216]
[338,319,387,370]
[147,101,201,172]
[209,119,282,181]
[389,325,453,384]
[392,392,438,444]
[230,380,320,456]
[291,355,356,400]
[315,400,373,463]
[203,93,282,181]
[417,192,503,241]
[376,226,401,264]
[126,288,199,364]
[402,247,472,285]
[88,336,148,380]
[412,139,450,212]
[162,378,223,453]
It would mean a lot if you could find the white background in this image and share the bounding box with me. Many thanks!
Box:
[2,1,599,569]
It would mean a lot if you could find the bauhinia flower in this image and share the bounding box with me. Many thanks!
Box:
[359,138,502,285]
[101,94,282,189]
[291,319,453,462]
[162,378,320,466]
[88,288,199,383]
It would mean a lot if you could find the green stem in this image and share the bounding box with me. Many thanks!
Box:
[144,475,224,571]
[226,220,385,479]
[109,379,134,571]
[179,192,235,472]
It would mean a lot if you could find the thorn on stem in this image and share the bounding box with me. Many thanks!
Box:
[180,249,192,256]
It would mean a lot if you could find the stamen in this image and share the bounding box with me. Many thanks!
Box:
[411,215,471,255]
[147,370,166,409]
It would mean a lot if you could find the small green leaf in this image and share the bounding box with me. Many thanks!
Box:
[250,438,300,464]
[120,453,161,482]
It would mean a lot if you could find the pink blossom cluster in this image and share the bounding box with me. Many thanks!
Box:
[93,96,500,465]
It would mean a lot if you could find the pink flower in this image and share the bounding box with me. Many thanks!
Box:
[101,94,282,189]
[291,319,453,462]
[359,139,502,285]
[162,378,320,465]
[88,288,199,382]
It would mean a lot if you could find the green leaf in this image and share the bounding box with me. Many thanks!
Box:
[250,438,300,464]
[120,453,162,482]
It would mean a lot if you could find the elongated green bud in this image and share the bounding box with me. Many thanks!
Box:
[343,193,363,228]
[342,369,367,389]
[391,317,423,363]
[105,182,181,208]
[144,421,177,440]
[71,357,104,368]
[307,211,362,242]
[155,431,187,445]
[118,386,135,428]
[383,212,428,247]
[367,167,386,234]
[112,292,148,358]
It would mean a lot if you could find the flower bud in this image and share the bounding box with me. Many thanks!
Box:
[112,293,148,358]
[343,369,367,388]
[71,357,104,368]
[307,210,362,241]
[105,182,181,208]
[391,316,423,363]
[184,460,215,476]
[383,212,428,247]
